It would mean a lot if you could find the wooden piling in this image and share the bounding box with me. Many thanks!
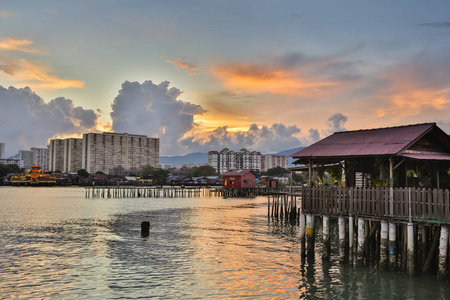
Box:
[380,220,388,270]
[356,218,365,267]
[389,222,397,270]
[306,214,315,259]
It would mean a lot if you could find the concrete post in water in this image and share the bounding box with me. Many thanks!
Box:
[380,221,389,270]
[338,216,346,263]
[389,222,397,270]
[356,218,365,267]
[141,221,150,237]
[300,213,306,256]
[306,214,315,259]
[438,225,448,280]
[349,216,354,263]
[322,215,330,260]
[407,222,415,276]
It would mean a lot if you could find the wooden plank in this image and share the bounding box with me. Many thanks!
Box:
[445,190,450,222]
[427,188,432,220]
[438,189,444,221]
[432,189,438,220]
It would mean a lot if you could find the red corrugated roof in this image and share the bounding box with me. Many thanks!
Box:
[400,153,450,161]
[291,123,439,159]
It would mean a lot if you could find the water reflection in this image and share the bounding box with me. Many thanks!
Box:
[2,187,450,298]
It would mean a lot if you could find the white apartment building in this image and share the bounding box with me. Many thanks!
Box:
[0,158,23,168]
[208,149,262,174]
[49,139,65,172]
[261,155,288,172]
[19,150,33,170]
[63,138,83,173]
[31,147,49,171]
[0,143,5,159]
[82,132,159,174]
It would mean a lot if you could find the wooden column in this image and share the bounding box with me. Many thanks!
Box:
[322,215,330,260]
[389,157,394,216]
[356,218,365,267]
[338,216,346,263]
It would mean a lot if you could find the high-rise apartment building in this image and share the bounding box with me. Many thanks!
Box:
[63,138,83,173]
[82,132,159,174]
[49,139,65,172]
[261,155,288,172]
[19,150,34,170]
[0,143,5,159]
[31,147,49,171]
[208,149,261,174]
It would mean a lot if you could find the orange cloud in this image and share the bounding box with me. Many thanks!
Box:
[0,38,43,54]
[166,57,200,75]
[211,63,337,95]
[1,59,84,89]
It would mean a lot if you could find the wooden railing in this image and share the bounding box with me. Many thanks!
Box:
[300,186,450,223]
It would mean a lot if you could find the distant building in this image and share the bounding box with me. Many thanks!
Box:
[208,148,262,174]
[0,158,23,168]
[19,150,33,170]
[222,170,256,188]
[0,143,5,159]
[261,154,288,172]
[31,147,49,171]
[159,163,173,169]
[63,138,83,173]
[49,139,65,172]
[82,132,159,174]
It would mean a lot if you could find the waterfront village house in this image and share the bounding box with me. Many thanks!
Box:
[222,170,256,188]
[290,123,450,189]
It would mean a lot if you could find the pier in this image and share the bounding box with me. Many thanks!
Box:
[275,186,450,280]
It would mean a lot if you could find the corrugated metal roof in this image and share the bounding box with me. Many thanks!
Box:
[400,153,450,161]
[222,169,255,176]
[291,123,438,159]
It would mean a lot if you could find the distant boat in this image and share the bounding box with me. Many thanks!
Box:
[11,165,56,186]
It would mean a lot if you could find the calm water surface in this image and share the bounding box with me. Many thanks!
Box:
[1,187,449,299]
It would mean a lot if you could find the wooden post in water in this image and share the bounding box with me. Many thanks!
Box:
[322,215,330,260]
[338,216,346,263]
[380,220,389,270]
[141,221,150,237]
[438,225,449,280]
[356,218,365,267]
[389,222,397,270]
[407,222,415,276]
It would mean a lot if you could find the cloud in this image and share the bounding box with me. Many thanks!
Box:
[0,85,99,155]
[0,38,43,54]
[180,123,305,154]
[110,80,205,154]
[166,57,200,75]
[0,10,18,19]
[211,62,337,95]
[321,113,348,136]
[0,59,84,89]
[419,22,450,28]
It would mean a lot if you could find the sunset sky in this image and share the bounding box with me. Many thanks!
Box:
[1,1,450,157]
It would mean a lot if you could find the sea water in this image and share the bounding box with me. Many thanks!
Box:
[1,187,449,299]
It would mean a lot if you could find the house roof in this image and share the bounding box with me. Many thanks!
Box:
[222,169,255,176]
[291,123,450,161]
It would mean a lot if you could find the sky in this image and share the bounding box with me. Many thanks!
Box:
[1,0,450,157]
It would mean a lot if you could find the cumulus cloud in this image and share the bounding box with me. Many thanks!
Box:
[110,80,205,154]
[0,85,99,156]
[180,123,304,154]
[321,113,348,136]
[166,57,200,75]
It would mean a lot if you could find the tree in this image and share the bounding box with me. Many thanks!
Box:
[95,171,105,175]
[140,164,169,184]
[189,165,218,177]
[265,166,289,177]
[140,165,155,179]
[0,163,21,177]
[77,169,90,177]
